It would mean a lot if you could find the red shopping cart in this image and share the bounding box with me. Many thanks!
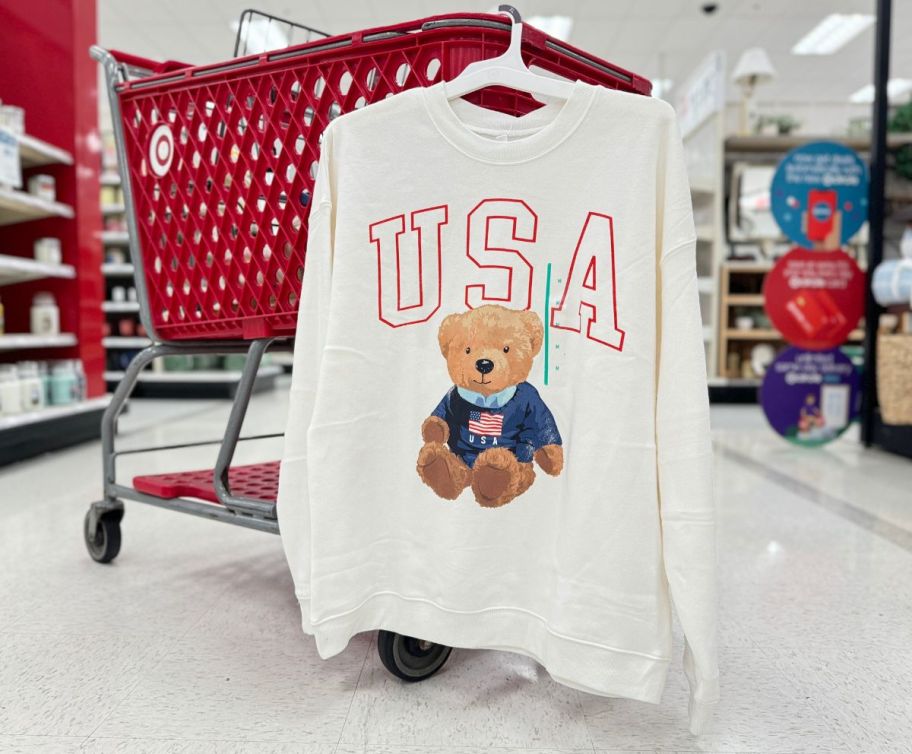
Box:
[87,6,650,680]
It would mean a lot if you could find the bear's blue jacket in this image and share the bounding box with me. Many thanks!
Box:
[431,382,562,467]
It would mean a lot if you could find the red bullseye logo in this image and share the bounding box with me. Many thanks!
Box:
[149,124,174,177]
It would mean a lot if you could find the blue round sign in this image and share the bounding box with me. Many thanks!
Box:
[770,141,868,249]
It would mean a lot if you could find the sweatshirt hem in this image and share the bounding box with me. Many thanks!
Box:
[296,592,670,704]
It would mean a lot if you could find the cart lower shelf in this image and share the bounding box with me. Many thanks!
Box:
[133,461,279,507]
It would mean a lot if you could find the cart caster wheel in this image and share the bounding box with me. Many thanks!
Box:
[84,509,122,564]
[377,630,452,681]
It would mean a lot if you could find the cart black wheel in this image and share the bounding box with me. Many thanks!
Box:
[377,630,452,681]
[84,509,122,564]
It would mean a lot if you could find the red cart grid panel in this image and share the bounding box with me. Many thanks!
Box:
[115,13,649,341]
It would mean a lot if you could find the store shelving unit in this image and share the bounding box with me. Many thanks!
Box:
[101,301,139,313]
[0,4,108,465]
[0,187,74,225]
[17,132,75,169]
[677,51,726,381]
[0,253,75,285]
[101,262,134,276]
[102,365,282,399]
[0,333,78,351]
[717,260,865,383]
[0,126,105,462]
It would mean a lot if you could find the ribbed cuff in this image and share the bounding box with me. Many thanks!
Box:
[684,646,719,735]
[688,681,719,735]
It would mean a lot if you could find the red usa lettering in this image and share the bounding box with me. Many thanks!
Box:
[368,198,625,351]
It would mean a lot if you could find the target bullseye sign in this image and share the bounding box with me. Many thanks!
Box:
[149,124,174,177]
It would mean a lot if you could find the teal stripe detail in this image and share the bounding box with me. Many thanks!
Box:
[544,263,551,386]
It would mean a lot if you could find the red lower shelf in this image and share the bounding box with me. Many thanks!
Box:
[133,461,279,504]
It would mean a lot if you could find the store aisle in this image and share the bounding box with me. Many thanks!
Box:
[0,380,910,753]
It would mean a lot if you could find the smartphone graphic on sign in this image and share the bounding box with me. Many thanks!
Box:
[807,189,837,242]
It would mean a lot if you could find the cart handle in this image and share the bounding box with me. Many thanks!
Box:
[107,49,191,75]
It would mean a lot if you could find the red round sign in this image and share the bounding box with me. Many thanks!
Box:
[763,248,864,351]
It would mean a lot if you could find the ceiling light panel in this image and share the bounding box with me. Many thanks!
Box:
[792,14,874,56]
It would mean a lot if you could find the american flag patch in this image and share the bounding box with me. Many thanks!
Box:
[468,410,503,436]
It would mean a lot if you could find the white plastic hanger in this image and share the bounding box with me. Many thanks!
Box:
[442,5,575,102]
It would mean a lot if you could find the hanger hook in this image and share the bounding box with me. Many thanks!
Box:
[497,4,522,23]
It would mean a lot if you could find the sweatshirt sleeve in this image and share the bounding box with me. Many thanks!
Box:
[276,125,336,626]
[655,109,719,735]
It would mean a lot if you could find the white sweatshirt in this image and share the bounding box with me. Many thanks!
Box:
[277,80,718,734]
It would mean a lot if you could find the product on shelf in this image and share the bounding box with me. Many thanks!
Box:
[34,237,62,265]
[0,103,25,135]
[27,173,56,202]
[30,291,60,335]
[0,364,22,415]
[17,361,43,410]
[48,359,83,405]
[0,359,85,414]
[0,294,4,335]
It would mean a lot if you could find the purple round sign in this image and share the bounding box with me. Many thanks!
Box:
[760,347,861,446]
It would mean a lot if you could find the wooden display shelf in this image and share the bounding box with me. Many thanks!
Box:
[17,132,74,168]
[728,132,912,150]
[0,332,77,351]
[725,328,865,342]
[0,187,74,226]
[726,294,765,306]
[0,254,75,286]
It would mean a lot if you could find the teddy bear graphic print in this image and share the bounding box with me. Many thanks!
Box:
[417,305,564,509]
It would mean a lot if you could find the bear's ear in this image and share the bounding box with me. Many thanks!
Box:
[519,310,544,356]
[437,311,465,357]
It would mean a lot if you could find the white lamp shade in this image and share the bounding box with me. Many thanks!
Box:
[732,47,776,86]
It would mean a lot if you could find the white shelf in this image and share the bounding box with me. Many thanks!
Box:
[104,365,282,383]
[0,254,75,286]
[697,276,714,295]
[101,204,125,216]
[100,171,121,186]
[17,132,74,169]
[695,224,715,243]
[702,325,714,341]
[101,262,134,276]
[100,230,130,245]
[0,396,109,432]
[690,180,716,196]
[102,301,139,313]
[0,188,74,226]
[102,336,150,348]
[708,376,760,388]
[0,333,77,351]
[269,352,294,367]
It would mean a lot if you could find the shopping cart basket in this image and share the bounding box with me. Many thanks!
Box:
[87,7,649,681]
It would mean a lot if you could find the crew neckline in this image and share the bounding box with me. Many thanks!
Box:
[421,80,595,164]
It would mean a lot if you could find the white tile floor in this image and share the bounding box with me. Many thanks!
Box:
[1,379,911,753]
